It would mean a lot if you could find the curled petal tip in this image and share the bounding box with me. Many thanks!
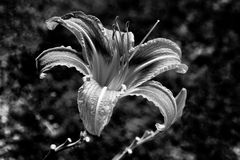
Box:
[176,88,187,119]
[182,88,187,93]
[176,64,188,74]
[46,17,59,30]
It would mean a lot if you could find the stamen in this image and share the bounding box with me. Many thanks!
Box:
[113,17,123,60]
[112,16,120,40]
[129,20,160,61]
[114,16,119,22]
[125,21,130,31]
[114,16,124,48]
[125,21,130,51]
[117,21,131,68]
[112,24,116,40]
[114,16,121,33]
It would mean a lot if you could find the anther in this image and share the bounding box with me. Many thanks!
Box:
[125,21,130,32]
[112,24,116,39]
[125,21,130,51]
[114,16,119,22]
[114,16,122,33]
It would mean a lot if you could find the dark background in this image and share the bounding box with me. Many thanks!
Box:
[0,0,240,159]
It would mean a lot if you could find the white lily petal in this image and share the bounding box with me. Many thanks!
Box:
[46,16,94,65]
[122,81,186,130]
[175,88,187,119]
[36,46,91,77]
[125,38,188,89]
[78,78,121,136]
[46,12,114,61]
[38,11,189,138]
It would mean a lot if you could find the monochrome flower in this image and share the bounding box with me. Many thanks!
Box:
[36,11,188,136]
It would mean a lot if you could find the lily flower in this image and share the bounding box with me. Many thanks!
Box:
[36,11,188,136]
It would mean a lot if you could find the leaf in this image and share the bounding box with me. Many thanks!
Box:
[122,81,186,130]
[125,38,188,88]
[36,46,90,77]
[78,78,121,136]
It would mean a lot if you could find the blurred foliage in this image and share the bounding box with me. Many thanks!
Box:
[0,0,240,159]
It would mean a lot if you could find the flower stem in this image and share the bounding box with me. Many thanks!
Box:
[42,131,90,160]
[112,123,165,160]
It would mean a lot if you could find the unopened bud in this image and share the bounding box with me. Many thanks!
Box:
[135,137,141,141]
[126,148,132,154]
[50,144,56,150]
[40,73,47,79]
[155,123,165,131]
[84,136,90,142]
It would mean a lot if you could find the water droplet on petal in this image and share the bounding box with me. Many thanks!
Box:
[83,75,92,82]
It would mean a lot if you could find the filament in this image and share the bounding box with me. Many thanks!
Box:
[129,20,160,61]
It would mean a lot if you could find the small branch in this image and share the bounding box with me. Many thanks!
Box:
[112,123,165,160]
[42,131,90,160]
